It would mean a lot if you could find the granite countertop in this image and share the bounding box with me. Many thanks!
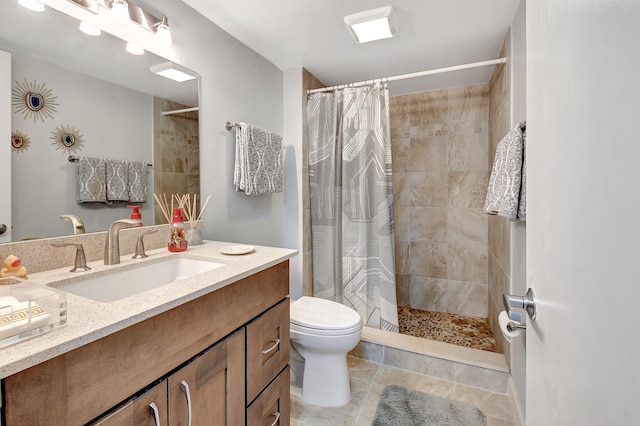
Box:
[0,241,297,379]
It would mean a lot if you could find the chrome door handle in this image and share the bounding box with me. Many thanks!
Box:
[180,380,192,426]
[149,402,161,426]
[0,223,6,235]
[503,288,537,320]
[262,338,281,354]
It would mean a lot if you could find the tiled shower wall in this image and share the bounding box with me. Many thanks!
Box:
[152,97,200,225]
[391,85,490,318]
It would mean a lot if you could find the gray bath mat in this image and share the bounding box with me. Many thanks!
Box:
[372,384,487,426]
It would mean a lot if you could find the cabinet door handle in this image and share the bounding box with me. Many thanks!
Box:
[149,402,161,426]
[261,338,280,354]
[267,411,281,426]
[180,380,192,426]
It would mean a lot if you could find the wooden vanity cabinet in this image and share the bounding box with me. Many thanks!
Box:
[2,261,290,425]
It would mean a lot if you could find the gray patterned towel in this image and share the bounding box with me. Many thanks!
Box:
[76,157,107,203]
[234,122,283,195]
[484,122,526,220]
[127,161,147,202]
[106,159,129,202]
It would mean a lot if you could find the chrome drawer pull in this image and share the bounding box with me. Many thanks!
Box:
[268,411,281,426]
[149,402,161,426]
[180,380,192,426]
[261,338,281,354]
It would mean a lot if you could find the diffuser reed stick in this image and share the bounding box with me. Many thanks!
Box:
[174,194,212,228]
[153,193,171,223]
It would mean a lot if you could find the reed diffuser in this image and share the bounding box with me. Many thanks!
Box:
[154,193,211,245]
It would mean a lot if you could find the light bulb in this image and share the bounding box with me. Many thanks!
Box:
[79,21,101,36]
[18,0,45,12]
[125,42,144,56]
[110,0,130,24]
[155,17,172,47]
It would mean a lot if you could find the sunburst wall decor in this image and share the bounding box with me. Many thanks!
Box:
[51,124,85,154]
[11,131,31,153]
[12,79,59,123]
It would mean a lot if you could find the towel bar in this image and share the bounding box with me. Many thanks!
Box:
[68,156,152,167]
[225,122,240,131]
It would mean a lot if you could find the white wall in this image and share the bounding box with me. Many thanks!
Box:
[11,52,153,240]
[152,0,285,248]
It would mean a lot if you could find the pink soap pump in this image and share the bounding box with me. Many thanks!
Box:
[127,205,143,227]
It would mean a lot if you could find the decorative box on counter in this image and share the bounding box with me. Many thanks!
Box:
[0,277,66,348]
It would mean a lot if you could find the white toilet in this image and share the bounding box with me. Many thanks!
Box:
[289,296,363,407]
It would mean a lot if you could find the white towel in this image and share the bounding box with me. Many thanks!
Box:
[106,160,129,202]
[234,122,283,195]
[76,157,107,203]
[127,161,147,203]
[484,122,526,220]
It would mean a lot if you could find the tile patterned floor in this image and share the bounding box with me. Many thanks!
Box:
[290,356,515,425]
[398,306,499,353]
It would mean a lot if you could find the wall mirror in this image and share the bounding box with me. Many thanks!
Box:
[0,1,199,242]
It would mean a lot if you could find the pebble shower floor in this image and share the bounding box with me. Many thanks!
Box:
[398,306,498,353]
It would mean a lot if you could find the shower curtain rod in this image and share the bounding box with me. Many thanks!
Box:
[307,57,507,94]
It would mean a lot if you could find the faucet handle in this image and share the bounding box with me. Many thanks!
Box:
[132,229,158,259]
[51,243,91,272]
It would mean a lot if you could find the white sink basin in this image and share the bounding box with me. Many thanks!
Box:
[47,257,225,302]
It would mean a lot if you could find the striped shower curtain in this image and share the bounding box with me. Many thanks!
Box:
[307,84,398,332]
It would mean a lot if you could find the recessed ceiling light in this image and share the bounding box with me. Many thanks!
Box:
[125,42,144,55]
[79,21,101,36]
[149,62,197,82]
[18,0,45,12]
[344,6,397,44]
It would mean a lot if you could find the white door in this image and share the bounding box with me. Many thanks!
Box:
[0,50,11,243]
[527,1,640,425]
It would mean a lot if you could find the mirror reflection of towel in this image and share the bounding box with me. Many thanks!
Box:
[127,161,147,202]
[106,160,129,202]
[76,157,107,203]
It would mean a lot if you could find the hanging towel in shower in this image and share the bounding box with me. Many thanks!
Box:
[234,122,283,195]
[76,156,107,203]
[127,161,147,203]
[484,122,527,220]
[106,159,129,202]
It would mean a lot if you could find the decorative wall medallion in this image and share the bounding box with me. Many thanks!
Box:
[51,124,85,154]
[11,79,59,123]
[10,131,31,153]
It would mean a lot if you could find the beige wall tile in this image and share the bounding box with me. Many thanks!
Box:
[410,276,488,317]
[410,171,448,207]
[410,90,448,126]
[449,130,489,172]
[448,171,489,209]
[394,205,410,241]
[392,171,410,207]
[448,243,488,284]
[448,208,488,246]
[382,348,456,382]
[396,273,411,306]
[409,135,449,171]
[391,137,410,172]
[409,241,448,278]
[410,207,447,242]
[395,240,410,274]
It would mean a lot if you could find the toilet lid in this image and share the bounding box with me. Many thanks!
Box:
[290,296,362,331]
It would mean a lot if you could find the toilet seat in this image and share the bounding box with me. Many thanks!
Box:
[290,296,362,336]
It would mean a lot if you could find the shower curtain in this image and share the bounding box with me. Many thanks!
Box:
[307,84,398,332]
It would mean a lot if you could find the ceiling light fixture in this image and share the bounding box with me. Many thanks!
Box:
[154,16,172,47]
[344,6,397,44]
[125,41,144,55]
[79,21,101,36]
[109,0,130,24]
[18,0,45,12]
[149,62,197,83]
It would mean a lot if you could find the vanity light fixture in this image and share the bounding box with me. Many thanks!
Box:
[344,6,397,44]
[109,0,130,24]
[18,0,45,12]
[155,16,172,47]
[79,21,101,36]
[149,62,197,83]
[125,41,144,55]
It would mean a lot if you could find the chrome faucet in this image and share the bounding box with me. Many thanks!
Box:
[104,219,140,265]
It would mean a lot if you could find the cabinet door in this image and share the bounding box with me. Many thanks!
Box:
[246,298,290,403]
[247,366,290,426]
[168,329,245,425]
[92,381,168,426]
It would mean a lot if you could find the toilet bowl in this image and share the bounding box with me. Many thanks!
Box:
[289,296,363,407]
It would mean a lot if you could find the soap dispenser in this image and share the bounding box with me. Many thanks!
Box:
[127,205,143,227]
[168,207,187,252]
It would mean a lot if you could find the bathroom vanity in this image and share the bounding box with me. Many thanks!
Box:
[0,241,295,425]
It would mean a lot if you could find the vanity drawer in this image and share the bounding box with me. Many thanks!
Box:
[247,366,290,426]
[246,298,290,403]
